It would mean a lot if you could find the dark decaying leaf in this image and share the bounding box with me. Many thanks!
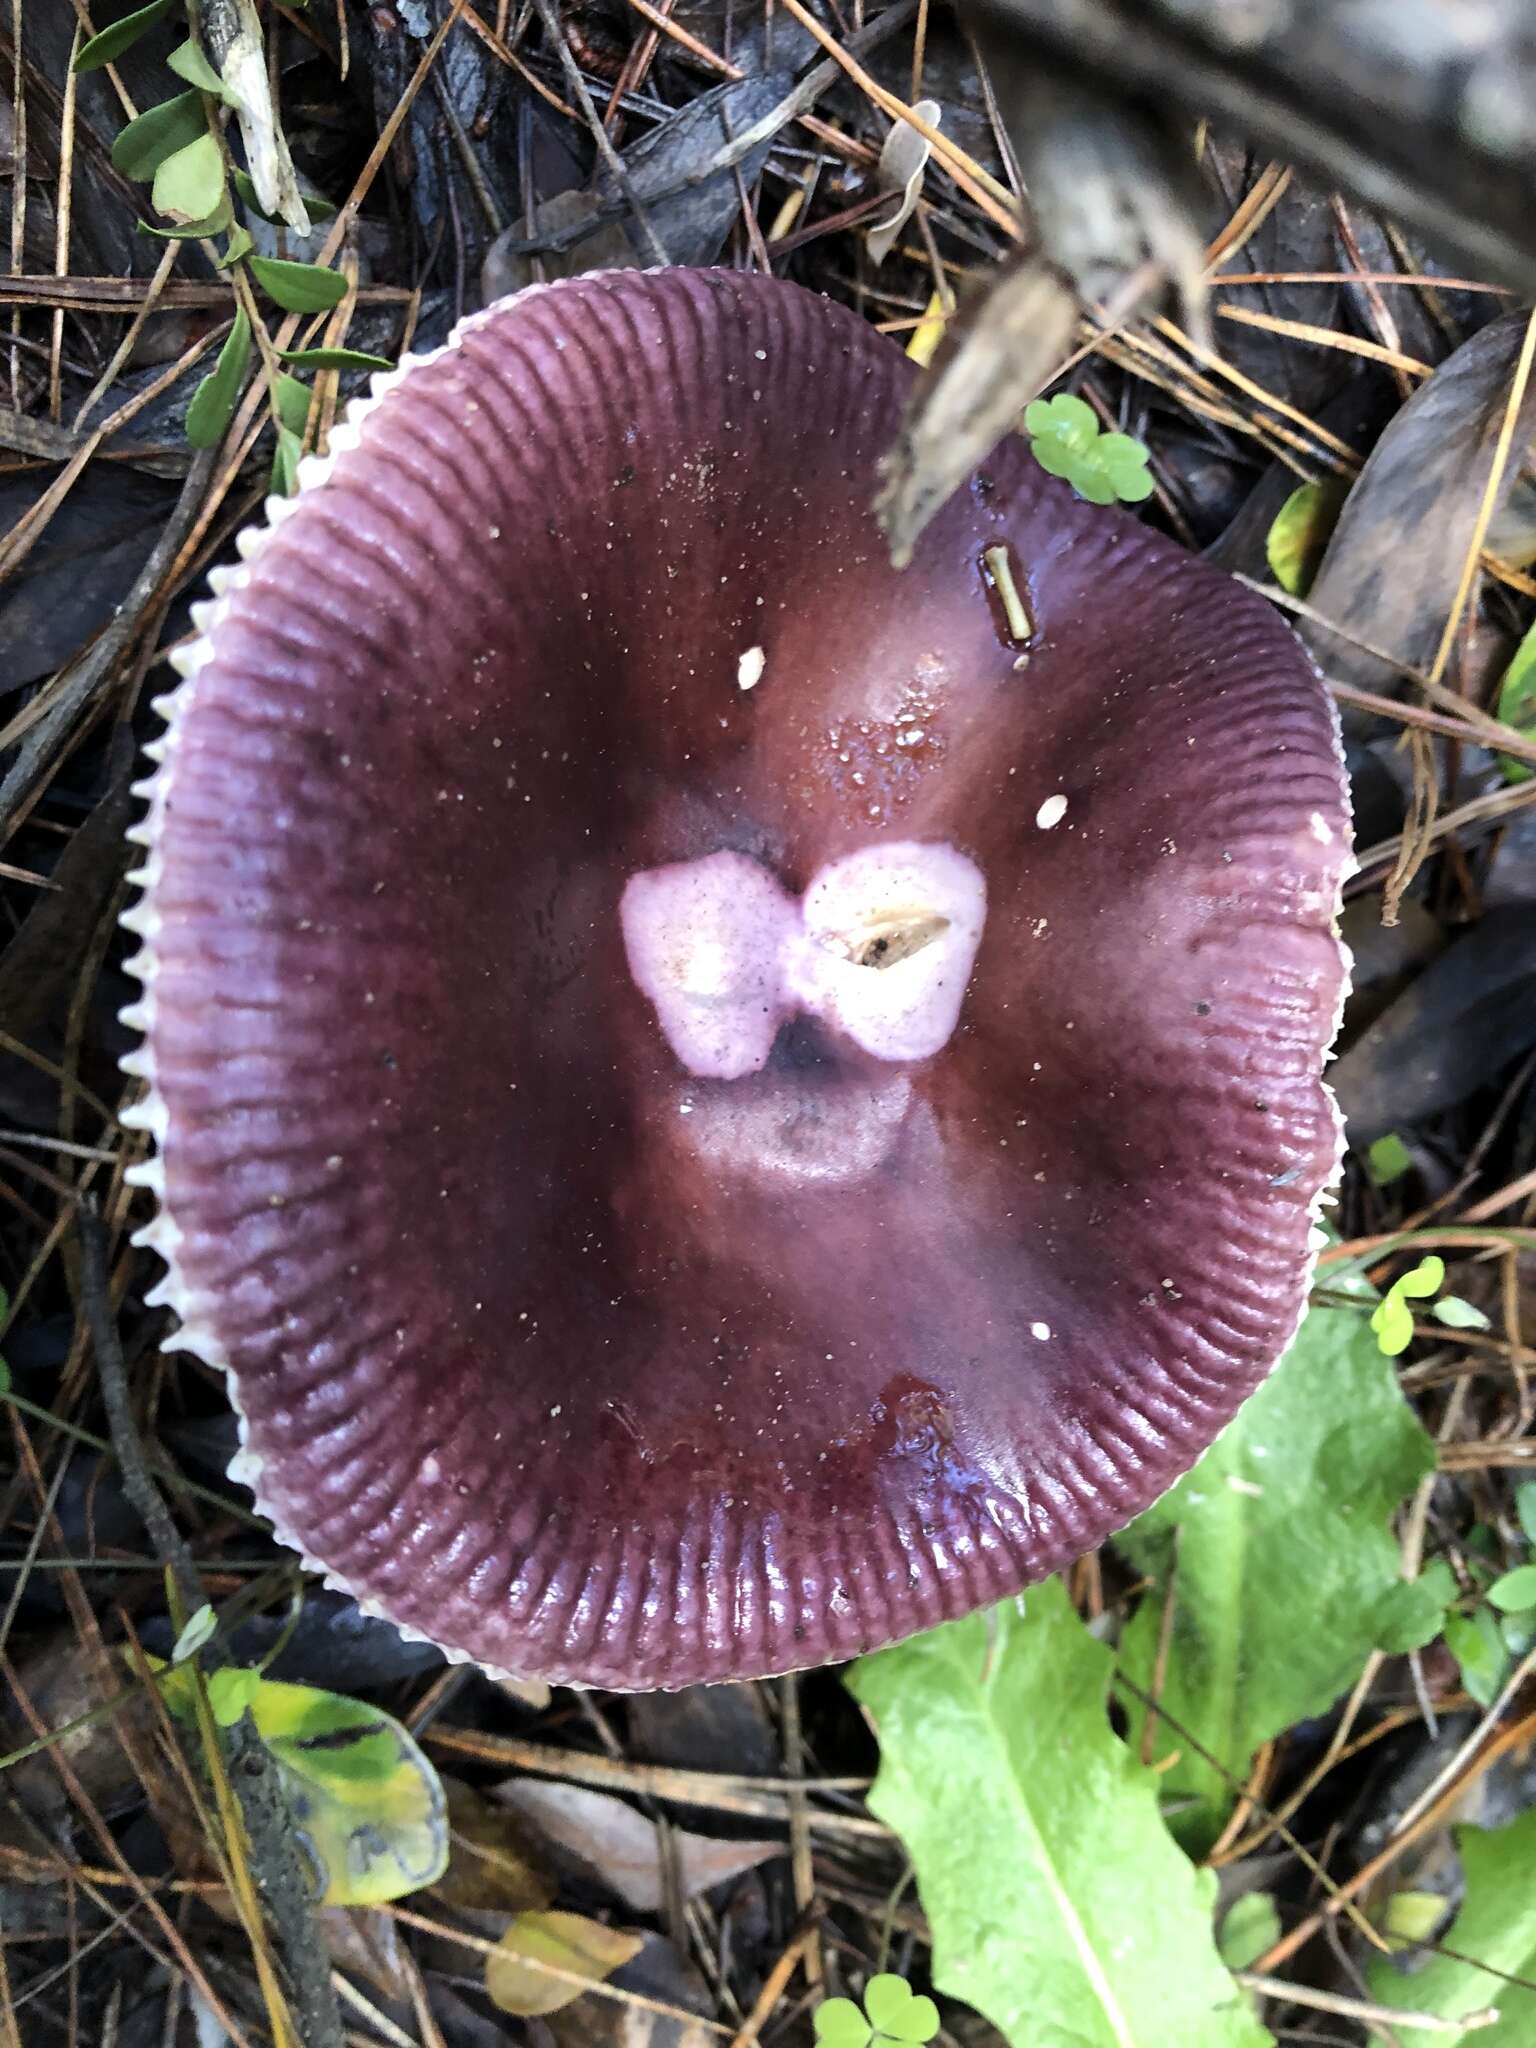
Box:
[481,73,795,299]
[1328,906,1536,1139]
[627,1684,780,1778]
[1301,311,1536,731]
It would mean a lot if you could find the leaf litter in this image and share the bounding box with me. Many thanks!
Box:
[5,4,1536,2048]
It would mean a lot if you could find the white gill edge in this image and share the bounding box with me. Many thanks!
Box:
[116,274,1357,1680]
[117,281,595,1681]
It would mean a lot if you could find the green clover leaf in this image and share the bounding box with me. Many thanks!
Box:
[1024,395,1154,505]
[814,1978,939,2048]
[814,1999,872,2048]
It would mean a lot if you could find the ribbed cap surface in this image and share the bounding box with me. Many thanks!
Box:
[124,269,1348,1687]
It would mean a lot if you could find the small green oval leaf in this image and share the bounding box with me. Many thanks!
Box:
[1494,619,1536,785]
[1432,1294,1490,1332]
[184,305,252,448]
[172,1602,217,1663]
[274,373,314,439]
[74,0,176,73]
[247,254,349,313]
[166,37,234,100]
[277,346,393,372]
[110,92,208,182]
[1265,479,1346,597]
[1488,1565,1536,1613]
[271,423,304,497]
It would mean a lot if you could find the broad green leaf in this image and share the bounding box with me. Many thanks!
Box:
[1487,1565,1536,1612]
[485,1910,642,2019]
[251,1677,447,1904]
[1494,620,1536,785]
[848,1584,1270,2048]
[1368,1814,1536,2044]
[247,254,349,312]
[184,305,251,448]
[232,165,336,223]
[1117,1302,1441,1854]
[278,345,393,372]
[1265,479,1345,596]
[110,92,207,182]
[74,0,176,72]
[152,131,225,224]
[166,37,233,100]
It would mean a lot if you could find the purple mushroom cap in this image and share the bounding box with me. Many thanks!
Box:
[121,269,1349,1688]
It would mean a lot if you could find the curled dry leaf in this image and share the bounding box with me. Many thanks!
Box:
[875,256,1077,566]
[867,100,941,267]
[486,1910,644,2020]
[493,1779,784,1913]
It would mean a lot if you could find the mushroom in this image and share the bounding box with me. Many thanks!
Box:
[120,269,1349,1689]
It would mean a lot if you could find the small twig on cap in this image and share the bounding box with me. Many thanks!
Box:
[81,1201,346,2048]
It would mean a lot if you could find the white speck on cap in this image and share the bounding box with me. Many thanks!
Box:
[1309,811,1334,843]
[1030,1321,1051,1340]
[738,646,766,691]
[1036,793,1068,830]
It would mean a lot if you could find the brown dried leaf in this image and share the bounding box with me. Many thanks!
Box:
[486,1910,644,2020]
[494,1779,783,1911]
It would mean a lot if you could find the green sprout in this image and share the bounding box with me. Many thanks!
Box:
[1023,393,1154,506]
[814,1975,940,2048]
[1369,1255,1490,1357]
[72,5,390,491]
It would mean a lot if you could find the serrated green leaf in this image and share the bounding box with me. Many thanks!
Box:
[74,0,176,73]
[167,37,234,100]
[277,345,393,372]
[1368,1814,1536,2044]
[152,130,225,223]
[110,91,208,182]
[184,305,251,448]
[231,165,336,224]
[848,1585,1270,2048]
[1494,619,1536,786]
[1117,1302,1440,1855]
[1487,1565,1536,1612]
[1366,1131,1413,1185]
[1265,479,1346,596]
[247,254,349,313]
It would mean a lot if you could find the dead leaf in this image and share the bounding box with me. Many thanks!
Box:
[486,1910,644,2019]
[431,1778,557,1913]
[493,1779,783,1912]
[1302,310,1536,729]
[548,1932,716,2048]
[867,100,940,267]
[875,257,1077,567]
[318,1907,411,2001]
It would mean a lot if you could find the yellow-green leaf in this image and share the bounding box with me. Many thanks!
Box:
[251,1678,449,1905]
[485,1910,643,2019]
[248,255,349,313]
[152,130,225,224]
[1495,619,1536,785]
[1265,479,1346,596]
